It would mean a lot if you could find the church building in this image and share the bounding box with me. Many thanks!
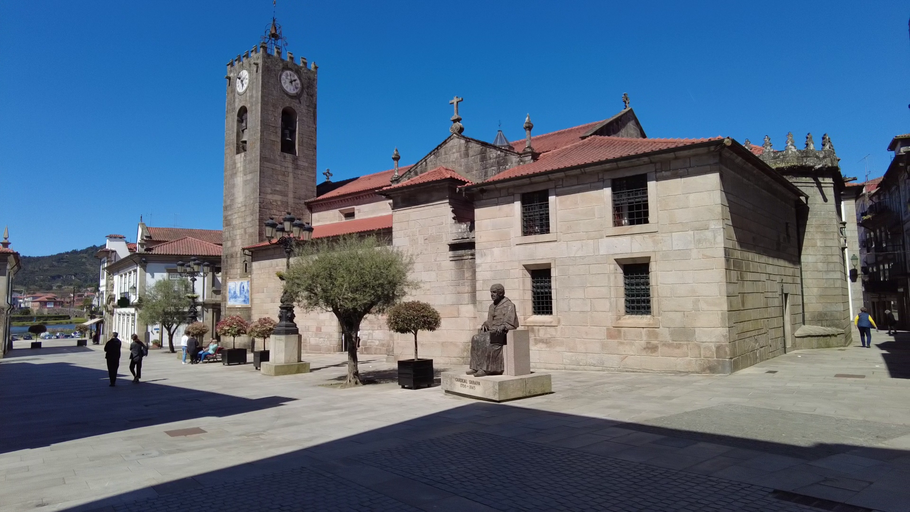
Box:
[223,24,856,374]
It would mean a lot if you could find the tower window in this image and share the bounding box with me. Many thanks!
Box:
[236,107,248,154]
[521,190,550,236]
[281,108,297,155]
[613,174,649,226]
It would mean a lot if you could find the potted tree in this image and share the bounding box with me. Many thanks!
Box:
[74,324,90,346]
[387,301,441,389]
[248,317,277,370]
[216,315,250,365]
[28,324,47,348]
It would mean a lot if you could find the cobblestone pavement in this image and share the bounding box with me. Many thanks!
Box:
[104,466,420,512]
[2,338,910,511]
[358,431,817,512]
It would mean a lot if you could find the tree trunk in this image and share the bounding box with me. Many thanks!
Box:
[413,332,419,360]
[250,337,256,352]
[167,330,175,353]
[340,316,362,386]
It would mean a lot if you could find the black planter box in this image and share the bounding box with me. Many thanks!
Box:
[30,342,42,349]
[76,339,87,347]
[398,358,434,389]
[253,350,270,370]
[223,348,247,366]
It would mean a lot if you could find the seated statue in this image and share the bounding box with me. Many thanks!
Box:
[467,284,519,377]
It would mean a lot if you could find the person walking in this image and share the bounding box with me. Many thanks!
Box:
[854,307,878,348]
[103,332,122,386]
[180,333,189,364]
[884,310,896,335]
[129,334,148,383]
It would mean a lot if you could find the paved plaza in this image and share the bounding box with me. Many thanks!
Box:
[1,336,910,511]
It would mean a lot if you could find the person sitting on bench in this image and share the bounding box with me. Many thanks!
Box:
[198,340,219,362]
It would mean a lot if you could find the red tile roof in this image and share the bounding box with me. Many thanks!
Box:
[509,120,603,155]
[127,243,137,253]
[486,135,723,183]
[106,234,126,239]
[309,168,409,203]
[0,247,17,254]
[244,215,394,250]
[147,237,223,256]
[146,227,222,245]
[381,166,471,191]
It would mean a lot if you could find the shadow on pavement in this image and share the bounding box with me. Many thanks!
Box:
[0,361,295,454]
[66,401,910,512]
[878,334,910,379]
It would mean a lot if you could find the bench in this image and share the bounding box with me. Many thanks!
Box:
[198,347,223,363]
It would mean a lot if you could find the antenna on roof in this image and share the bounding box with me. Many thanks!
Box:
[859,154,872,183]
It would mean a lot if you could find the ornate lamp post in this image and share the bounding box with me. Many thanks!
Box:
[176,257,212,324]
[264,212,313,335]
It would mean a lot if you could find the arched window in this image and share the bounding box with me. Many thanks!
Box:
[281,107,297,155]
[236,107,248,154]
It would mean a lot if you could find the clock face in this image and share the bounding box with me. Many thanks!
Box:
[236,69,249,94]
[280,70,301,95]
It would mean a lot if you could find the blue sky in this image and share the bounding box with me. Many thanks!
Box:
[1,1,908,256]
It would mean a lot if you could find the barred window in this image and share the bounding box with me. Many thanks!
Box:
[522,190,550,236]
[623,263,651,315]
[613,174,649,226]
[531,268,553,315]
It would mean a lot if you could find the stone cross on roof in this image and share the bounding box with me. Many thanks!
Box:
[323,168,332,182]
[622,93,630,109]
[449,96,464,135]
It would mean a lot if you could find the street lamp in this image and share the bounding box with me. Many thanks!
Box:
[175,257,213,324]
[850,254,859,283]
[264,212,313,335]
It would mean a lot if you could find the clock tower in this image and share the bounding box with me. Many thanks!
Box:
[222,21,317,322]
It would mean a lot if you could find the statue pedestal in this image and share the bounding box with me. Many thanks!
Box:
[441,372,552,402]
[505,330,531,376]
[260,333,310,376]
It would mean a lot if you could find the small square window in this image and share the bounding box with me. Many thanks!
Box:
[623,263,651,315]
[522,190,550,236]
[343,211,355,221]
[531,268,553,315]
[613,174,649,226]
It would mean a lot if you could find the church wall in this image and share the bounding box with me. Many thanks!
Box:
[387,197,477,364]
[310,195,392,225]
[474,149,733,374]
[718,154,802,372]
[403,136,522,184]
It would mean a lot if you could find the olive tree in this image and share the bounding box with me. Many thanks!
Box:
[386,301,441,361]
[137,279,191,352]
[284,235,414,386]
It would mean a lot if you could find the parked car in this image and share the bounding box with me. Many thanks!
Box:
[22,334,32,340]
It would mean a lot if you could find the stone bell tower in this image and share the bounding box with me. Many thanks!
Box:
[222,19,317,322]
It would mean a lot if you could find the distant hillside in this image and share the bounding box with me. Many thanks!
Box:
[16,245,103,293]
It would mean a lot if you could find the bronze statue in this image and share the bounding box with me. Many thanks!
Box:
[467,284,519,377]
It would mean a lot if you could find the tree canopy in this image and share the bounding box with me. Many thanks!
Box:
[216,315,249,349]
[137,279,191,352]
[387,301,441,360]
[284,235,415,385]
[248,317,277,352]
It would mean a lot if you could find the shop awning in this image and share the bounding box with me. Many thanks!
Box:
[80,318,103,326]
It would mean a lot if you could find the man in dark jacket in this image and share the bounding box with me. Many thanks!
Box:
[129,334,148,383]
[104,332,122,386]
[884,310,896,335]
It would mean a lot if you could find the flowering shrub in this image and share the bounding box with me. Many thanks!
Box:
[386,301,441,360]
[216,315,250,349]
[185,322,210,339]
[248,317,277,352]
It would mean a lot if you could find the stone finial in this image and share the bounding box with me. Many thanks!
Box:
[622,93,630,109]
[523,114,534,153]
[449,96,464,135]
[762,135,773,152]
[805,133,815,151]
[1,226,9,249]
[323,168,332,182]
[743,139,752,151]
[822,133,835,151]
[784,132,797,152]
[392,148,401,179]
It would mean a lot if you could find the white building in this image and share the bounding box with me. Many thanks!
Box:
[97,222,222,346]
